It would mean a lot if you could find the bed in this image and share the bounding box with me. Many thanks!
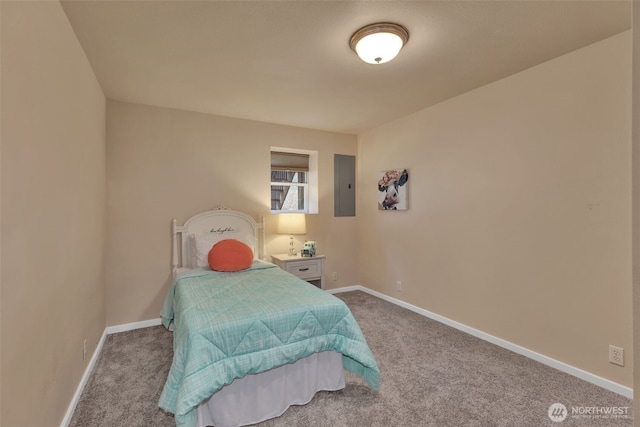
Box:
[158,208,380,427]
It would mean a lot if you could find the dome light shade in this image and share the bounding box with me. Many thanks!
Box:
[350,23,409,64]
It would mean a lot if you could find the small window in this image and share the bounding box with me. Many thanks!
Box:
[271,152,309,212]
[270,149,318,214]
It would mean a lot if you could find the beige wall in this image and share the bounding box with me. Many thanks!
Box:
[105,100,357,326]
[358,32,632,387]
[1,2,107,426]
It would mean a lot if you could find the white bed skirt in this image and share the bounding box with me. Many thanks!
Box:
[196,350,345,427]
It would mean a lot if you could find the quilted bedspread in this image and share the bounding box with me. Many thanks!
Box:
[158,261,380,427]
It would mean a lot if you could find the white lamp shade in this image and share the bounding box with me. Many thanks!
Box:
[354,32,404,64]
[277,213,306,235]
[350,22,409,65]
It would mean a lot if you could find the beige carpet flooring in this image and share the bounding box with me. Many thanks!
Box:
[69,291,633,427]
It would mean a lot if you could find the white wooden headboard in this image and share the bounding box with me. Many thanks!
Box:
[171,208,265,274]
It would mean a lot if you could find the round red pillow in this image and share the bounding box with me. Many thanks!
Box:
[208,239,253,272]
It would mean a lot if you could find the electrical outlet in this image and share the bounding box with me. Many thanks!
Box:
[396,281,402,291]
[609,345,624,366]
[332,272,338,281]
[83,339,87,361]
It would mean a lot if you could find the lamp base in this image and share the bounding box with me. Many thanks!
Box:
[289,235,296,256]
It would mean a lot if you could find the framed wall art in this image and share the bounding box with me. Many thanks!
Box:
[378,169,409,210]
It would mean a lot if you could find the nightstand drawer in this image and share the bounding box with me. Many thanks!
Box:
[270,254,325,289]
[285,259,322,279]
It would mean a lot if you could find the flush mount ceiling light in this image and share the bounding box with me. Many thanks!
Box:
[349,22,409,65]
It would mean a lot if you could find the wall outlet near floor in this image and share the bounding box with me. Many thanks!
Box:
[332,272,338,281]
[396,281,402,291]
[608,345,624,366]
[83,339,87,361]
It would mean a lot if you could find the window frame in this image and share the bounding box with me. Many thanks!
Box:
[270,147,318,214]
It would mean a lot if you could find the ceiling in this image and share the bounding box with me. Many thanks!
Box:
[61,1,632,135]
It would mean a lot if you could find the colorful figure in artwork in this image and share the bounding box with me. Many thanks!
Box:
[378,169,409,210]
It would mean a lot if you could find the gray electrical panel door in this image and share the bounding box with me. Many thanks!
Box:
[334,154,356,217]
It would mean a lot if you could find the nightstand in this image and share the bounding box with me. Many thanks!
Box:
[271,254,325,289]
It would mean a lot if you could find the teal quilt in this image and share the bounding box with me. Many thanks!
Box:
[158,261,380,427]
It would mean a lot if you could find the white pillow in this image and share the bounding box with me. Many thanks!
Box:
[188,232,257,268]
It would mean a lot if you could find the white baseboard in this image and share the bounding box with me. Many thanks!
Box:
[326,285,360,294]
[331,285,633,399]
[105,318,162,334]
[59,329,108,427]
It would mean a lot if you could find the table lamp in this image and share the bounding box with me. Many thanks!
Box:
[277,213,306,256]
